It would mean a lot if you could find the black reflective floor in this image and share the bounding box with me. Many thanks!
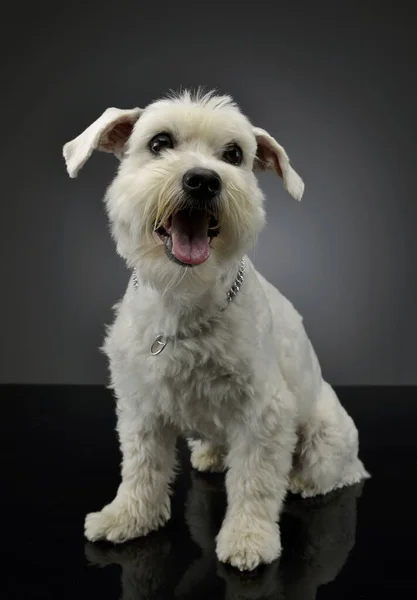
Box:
[1,386,416,599]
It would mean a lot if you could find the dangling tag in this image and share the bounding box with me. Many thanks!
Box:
[150,334,168,356]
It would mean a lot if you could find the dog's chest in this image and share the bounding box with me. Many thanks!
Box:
[140,321,253,437]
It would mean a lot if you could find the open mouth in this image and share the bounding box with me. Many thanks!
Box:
[155,209,220,266]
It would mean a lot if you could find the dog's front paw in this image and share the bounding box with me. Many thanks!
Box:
[216,519,281,571]
[85,496,171,543]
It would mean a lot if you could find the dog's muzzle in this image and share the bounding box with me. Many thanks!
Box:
[155,168,222,268]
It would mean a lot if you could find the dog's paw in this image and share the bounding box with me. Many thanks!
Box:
[288,473,315,497]
[216,519,281,571]
[189,440,226,473]
[84,497,171,543]
[289,473,328,498]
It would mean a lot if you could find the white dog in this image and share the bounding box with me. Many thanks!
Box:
[63,90,369,571]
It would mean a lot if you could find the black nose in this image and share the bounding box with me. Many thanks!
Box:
[182,168,222,200]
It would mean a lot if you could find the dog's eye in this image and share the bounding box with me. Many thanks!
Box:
[149,133,174,155]
[222,143,243,166]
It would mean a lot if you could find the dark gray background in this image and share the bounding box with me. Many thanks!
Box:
[1,1,415,384]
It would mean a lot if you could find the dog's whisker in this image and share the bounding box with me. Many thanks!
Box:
[161,266,188,298]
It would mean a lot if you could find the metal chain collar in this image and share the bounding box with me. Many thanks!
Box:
[131,258,246,355]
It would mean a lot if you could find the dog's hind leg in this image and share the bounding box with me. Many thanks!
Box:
[187,439,227,473]
[289,381,369,498]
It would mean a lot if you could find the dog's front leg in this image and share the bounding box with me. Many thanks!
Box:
[216,410,296,571]
[85,404,177,544]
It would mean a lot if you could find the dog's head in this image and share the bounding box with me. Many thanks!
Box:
[63,90,304,293]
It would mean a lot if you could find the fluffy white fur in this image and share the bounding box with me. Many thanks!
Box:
[63,89,369,571]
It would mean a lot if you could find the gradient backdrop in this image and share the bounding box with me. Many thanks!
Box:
[1,1,416,384]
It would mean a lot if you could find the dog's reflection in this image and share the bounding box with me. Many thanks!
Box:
[86,472,364,599]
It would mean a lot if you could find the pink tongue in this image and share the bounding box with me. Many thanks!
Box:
[170,211,210,265]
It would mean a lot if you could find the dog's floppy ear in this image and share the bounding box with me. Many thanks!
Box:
[63,107,142,178]
[253,127,304,201]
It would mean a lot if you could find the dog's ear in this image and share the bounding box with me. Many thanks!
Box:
[63,107,142,178]
[253,127,304,201]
